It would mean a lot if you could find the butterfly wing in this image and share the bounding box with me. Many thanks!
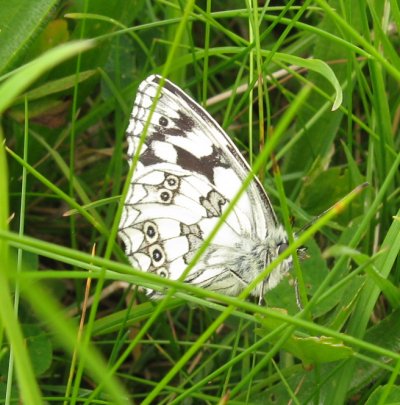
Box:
[119,75,284,295]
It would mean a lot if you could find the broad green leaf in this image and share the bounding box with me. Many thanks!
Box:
[0,0,59,74]
[21,324,53,376]
[0,40,95,114]
[256,312,354,365]
[13,70,97,104]
[365,385,400,405]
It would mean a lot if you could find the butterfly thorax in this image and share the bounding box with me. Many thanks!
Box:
[185,225,292,297]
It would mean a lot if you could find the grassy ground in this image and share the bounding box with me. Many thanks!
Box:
[1,1,399,404]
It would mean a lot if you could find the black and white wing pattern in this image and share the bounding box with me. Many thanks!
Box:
[119,75,292,297]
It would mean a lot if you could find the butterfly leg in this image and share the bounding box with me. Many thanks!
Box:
[258,280,266,306]
[294,278,303,310]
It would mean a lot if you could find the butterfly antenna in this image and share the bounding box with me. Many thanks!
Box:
[296,182,369,236]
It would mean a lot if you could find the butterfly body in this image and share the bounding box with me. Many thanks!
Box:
[119,75,292,298]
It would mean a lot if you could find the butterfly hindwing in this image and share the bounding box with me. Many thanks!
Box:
[119,75,291,297]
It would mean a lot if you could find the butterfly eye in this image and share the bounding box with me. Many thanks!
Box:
[159,189,173,203]
[277,242,289,255]
[149,244,165,267]
[143,221,158,243]
[159,116,168,127]
[164,174,179,190]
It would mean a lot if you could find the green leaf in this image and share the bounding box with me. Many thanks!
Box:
[92,299,184,336]
[0,0,60,74]
[13,70,97,104]
[274,53,342,111]
[0,40,95,114]
[298,166,365,222]
[282,4,364,185]
[365,385,400,405]
[21,324,53,376]
[256,312,354,365]
[350,308,400,395]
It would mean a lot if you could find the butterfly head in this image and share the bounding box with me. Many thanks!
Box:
[259,225,307,293]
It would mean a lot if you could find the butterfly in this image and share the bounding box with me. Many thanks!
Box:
[118,75,297,300]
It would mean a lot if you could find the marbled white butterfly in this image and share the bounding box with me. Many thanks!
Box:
[119,75,297,299]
